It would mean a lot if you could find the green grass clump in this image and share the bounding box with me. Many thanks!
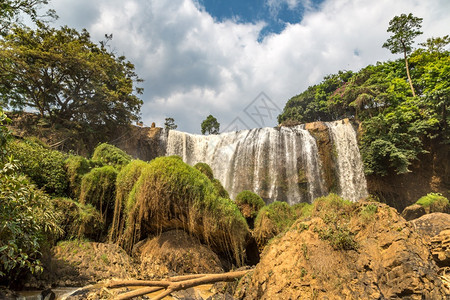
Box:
[194,162,214,180]
[121,156,248,266]
[212,179,230,198]
[109,160,149,243]
[416,193,449,213]
[253,201,297,249]
[91,143,131,169]
[53,197,103,240]
[8,138,68,196]
[65,155,94,198]
[235,190,265,218]
[79,166,118,239]
[292,202,313,219]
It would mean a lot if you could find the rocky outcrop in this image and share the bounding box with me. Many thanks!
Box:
[410,213,450,239]
[401,204,426,221]
[134,230,224,279]
[236,203,447,299]
[431,229,450,268]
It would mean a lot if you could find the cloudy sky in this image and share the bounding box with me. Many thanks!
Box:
[46,0,450,133]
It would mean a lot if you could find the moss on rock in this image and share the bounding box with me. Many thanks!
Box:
[92,143,131,169]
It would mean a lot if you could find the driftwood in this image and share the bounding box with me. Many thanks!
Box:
[107,269,253,300]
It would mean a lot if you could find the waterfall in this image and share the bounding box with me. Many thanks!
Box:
[325,120,368,202]
[165,120,368,204]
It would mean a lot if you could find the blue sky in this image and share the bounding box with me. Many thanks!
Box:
[47,0,450,133]
[197,0,324,40]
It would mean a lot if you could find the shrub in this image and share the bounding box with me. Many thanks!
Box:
[235,190,265,221]
[79,166,118,239]
[91,143,131,169]
[194,162,214,180]
[53,197,103,240]
[212,178,230,199]
[0,165,62,284]
[416,193,450,213]
[253,201,297,249]
[121,156,248,266]
[7,139,68,196]
[109,160,149,243]
[292,202,313,219]
[65,155,93,198]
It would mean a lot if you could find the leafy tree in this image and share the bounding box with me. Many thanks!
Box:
[419,35,450,54]
[0,107,11,162]
[382,13,423,97]
[0,24,143,143]
[0,0,56,35]
[201,114,220,135]
[164,117,177,130]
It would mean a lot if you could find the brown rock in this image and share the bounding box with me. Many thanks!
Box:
[401,204,426,221]
[135,230,224,279]
[430,229,450,268]
[410,212,450,239]
[236,203,446,299]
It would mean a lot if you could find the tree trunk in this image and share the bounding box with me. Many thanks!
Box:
[404,50,416,97]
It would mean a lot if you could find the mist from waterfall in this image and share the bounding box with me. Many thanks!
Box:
[165,120,368,204]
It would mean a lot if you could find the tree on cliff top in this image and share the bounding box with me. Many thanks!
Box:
[201,115,220,135]
[383,13,423,97]
[0,24,143,141]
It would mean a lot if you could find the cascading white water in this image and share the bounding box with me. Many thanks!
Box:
[166,126,326,204]
[165,120,368,204]
[325,120,368,202]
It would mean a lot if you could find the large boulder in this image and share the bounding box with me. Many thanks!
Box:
[410,213,450,239]
[401,204,426,221]
[236,202,447,299]
[430,229,450,268]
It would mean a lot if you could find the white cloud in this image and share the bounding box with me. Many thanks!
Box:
[49,0,450,133]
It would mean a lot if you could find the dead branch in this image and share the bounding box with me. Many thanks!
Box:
[110,269,252,300]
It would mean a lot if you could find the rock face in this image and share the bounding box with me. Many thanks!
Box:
[236,203,446,299]
[29,241,136,288]
[431,229,450,268]
[410,213,450,239]
[134,230,224,279]
[401,204,426,221]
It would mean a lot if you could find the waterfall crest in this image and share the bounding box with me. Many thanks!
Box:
[165,120,368,204]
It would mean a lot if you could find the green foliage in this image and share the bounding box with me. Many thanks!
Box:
[416,193,450,213]
[382,13,423,56]
[7,138,68,196]
[212,178,230,199]
[0,108,11,162]
[0,164,62,284]
[0,24,143,144]
[65,155,93,198]
[194,162,214,180]
[253,201,297,249]
[311,194,357,250]
[292,202,313,219]
[121,156,248,266]
[164,117,177,130]
[201,114,220,135]
[278,43,449,175]
[53,197,102,240]
[92,143,131,169]
[235,190,265,218]
[359,204,378,222]
[109,159,148,243]
[0,0,56,35]
[79,166,118,238]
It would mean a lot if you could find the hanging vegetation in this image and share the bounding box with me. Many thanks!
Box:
[119,156,249,266]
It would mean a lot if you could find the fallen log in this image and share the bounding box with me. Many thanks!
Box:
[110,269,253,300]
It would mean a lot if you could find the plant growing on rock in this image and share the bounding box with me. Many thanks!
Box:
[79,166,118,240]
[91,143,131,169]
[65,155,94,198]
[119,156,248,266]
[415,193,450,214]
[253,201,297,250]
[235,190,265,228]
[109,159,149,243]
